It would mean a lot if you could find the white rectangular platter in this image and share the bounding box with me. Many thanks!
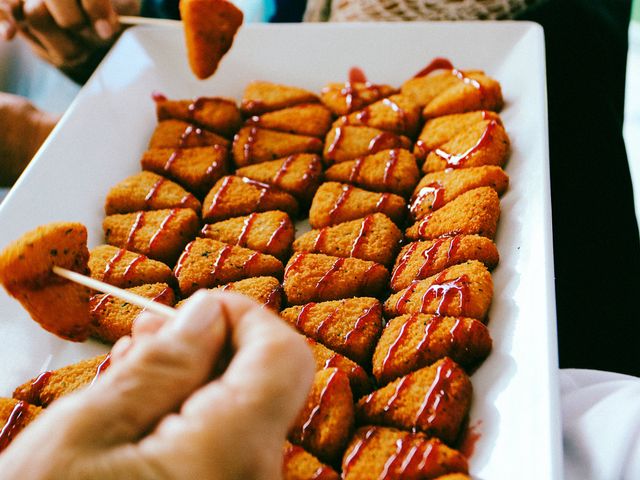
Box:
[0,22,562,479]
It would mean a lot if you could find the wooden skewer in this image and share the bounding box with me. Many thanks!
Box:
[119,15,181,27]
[52,266,177,319]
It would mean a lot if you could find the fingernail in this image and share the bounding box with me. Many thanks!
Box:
[94,19,113,40]
[171,291,225,337]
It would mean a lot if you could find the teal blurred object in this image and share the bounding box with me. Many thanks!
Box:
[633,0,640,22]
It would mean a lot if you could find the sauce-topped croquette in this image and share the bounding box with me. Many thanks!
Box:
[282,441,340,480]
[0,398,42,452]
[155,96,242,138]
[88,245,173,288]
[246,103,332,138]
[214,276,282,311]
[320,80,397,116]
[323,125,411,165]
[240,81,319,116]
[148,119,230,149]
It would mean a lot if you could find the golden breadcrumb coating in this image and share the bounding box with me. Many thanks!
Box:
[141,145,229,197]
[240,81,319,115]
[202,175,299,223]
[0,222,91,341]
[246,103,332,138]
[390,235,499,292]
[200,210,294,260]
[320,81,397,116]
[103,208,200,266]
[90,283,175,343]
[148,119,230,149]
[433,474,472,480]
[289,368,354,464]
[0,398,42,451]
[283,253,389,306]
[174,238,283,297]
[355,358,472,444]
[232,126,323,168]
[214,276,282,311]
[293,213,402,267]
[13,354,109,406]
[280,297,383,365]
[342,426,468,479]
[235,153,323,203]
[155,96,242,138]
[405,187,500,241]
[372,314,492,384]
[282,441,340,480]
[323,125,411,165]
[410,165,508,221]
[309,182,406,228]
[324,148,420,197]
[89,245,173,288]
[401,69,462,107]
[384,261,493,321]
[105,171,201,215]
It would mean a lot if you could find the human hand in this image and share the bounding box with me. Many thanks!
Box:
[0,291,315,479]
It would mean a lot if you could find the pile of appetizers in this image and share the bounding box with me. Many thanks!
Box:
[0,59,511,479]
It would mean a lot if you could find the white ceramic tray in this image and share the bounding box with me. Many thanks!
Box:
[0,22,562,478]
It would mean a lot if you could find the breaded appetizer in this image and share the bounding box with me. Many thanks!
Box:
[410,165,509,221]
[390,235,499,292]
[103,208,200,265]
[13,354,109,407]
[356,358,472,444]
[200,211,294,260]
[324,148,420,197]
[235,154,323,203]
[214,276,282,311]
[289,368,354,464]
[246,103,332,138]
[335,94,421,138]
[0,222,92,341]
[280,297,383,365]
[405,187,500,241]
[148,119,230,149]
[0,398,42,452]
[202,175,299,223]
[282,441,340,480]
[293,213,402,267]
[89,245,173,288]
[323,125,411,165]
[232,126,323,168]
[401,68,463,107]
[372,314,492,384]
[90,283,175,343]
[320,80,397,116]
[342,426,468,479]
[305,337,373,398]
[155,96,242,138]
[141,145,229,197]
[384,261,493,320]
[240,81,319,115]
[283,253,389,306]
[174,238,283,297]
[105,171,201,215]
[421,119,510,174]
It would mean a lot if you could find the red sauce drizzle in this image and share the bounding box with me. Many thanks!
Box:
[390,243,419,287]
[263,285,282,310]
[368,131,398,154]
[313,228,328,251]
[310,467,335,480]
[349,67,367,83]
[458,420,482,458]
[244,251,260,271]
[323,354,341,369]
[25,371,52,405]
[343,427,377,471]
[326,127,345,161]
[90,294,112,315]
[382,149,400,187]
[413,358,456,427]
[315,305,340,338]
[148,209,179,252]
[174,241,195,278]
[344,302,378,348]
[452,69,485,94]
[348,157,366,182]
[380,313,420,380]
[394,280,421,314]
[315,258,346,298]
[383,99,407,133]
[417,214,433,238]
[302,156,320,182]
[241,177,272,209]
[355,107,371,124]
[416,238,447,279]
[125,212,146,249]
[415,316,445,355]
[410,182,445,218]
[265,219,288,250]
[144,178,165,208]
[419,273,470,316]
[0,401,28,452]
[382,375,413,413]
[285,253,306,277]
[103,248,127,281]
[295,301,316,331]
[151,91,167,102]
[273,155,296,186]
[179,194,192,207]
[378,436,437,479]
[434,120,498,169]
[179,124,204,146]
[375,193,391,213]
[328,184,353,223]
[90,354,111,386]
[350,215,373,258]
[163,149,182,172]
[122,254,145,282]
[187,97,207,117]
[413,57,455,78]
[210,245,232,280]
[243,127,259,165]
[237,213,258,247]
[301,369,340,442]
[206,176,234,217]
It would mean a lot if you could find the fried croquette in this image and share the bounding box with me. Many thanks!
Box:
[103,208,200,265]
[89,245,173,288]
[372,314,492,384]
[324,148,420,197]
[214,276,282,311]
[304,337,373,398]
[105,171,202,215]
[240,81,319,115]
[13,354,109,406]
[384,261,493,320]
[401,69,463,107]
[246,103,332,138]
[173,238,283,297]
[200,210,294,260]
[235,153,323,203]
[323,125,411,165]
[283,253,389,306]
[293,213,402,267]
[390,235,499,292]
[309,182,406,228]
[140,145,229,197]
[341,426,468,479]
[356,358,472,444]
[0,398,42,451]
[282,441,340,480]
[289,368,354,464]
[320,81,397,116]
[148,119,230,149]
[405,187,500,241]
[90,283,175,343]
[0,222,92,341]
[232,126,323,168]
[410,166,508,221]
[202,175,299,223]
[155,96,242,138]
[280,297,384,365]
